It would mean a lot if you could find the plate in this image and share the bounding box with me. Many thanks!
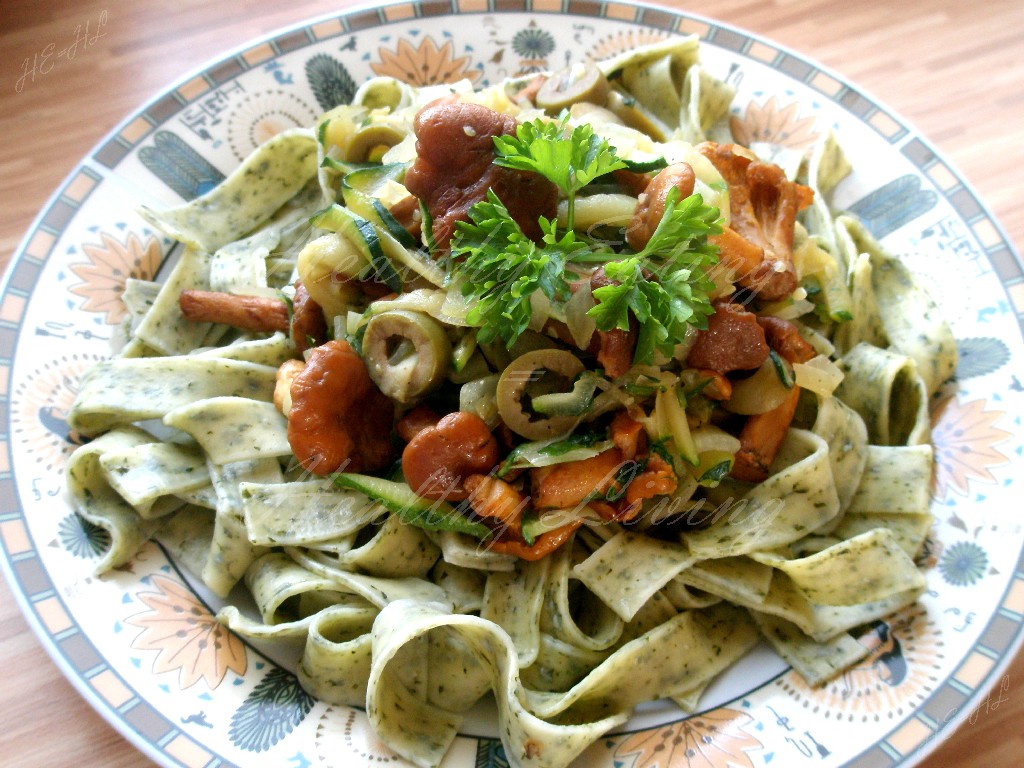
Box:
[2,2,1023,767]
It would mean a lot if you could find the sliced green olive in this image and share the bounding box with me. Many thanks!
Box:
[496,349,585,440]
[344,123,408,163]
[478,329,558,372]
[535,62,610,114]
[352,76,413,111]
[363,310,453,404]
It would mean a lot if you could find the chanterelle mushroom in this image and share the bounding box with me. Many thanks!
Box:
[697,141,814,301]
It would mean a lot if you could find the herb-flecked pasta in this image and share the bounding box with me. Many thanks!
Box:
[65,35,956,768]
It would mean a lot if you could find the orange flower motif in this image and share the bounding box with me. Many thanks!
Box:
[931,396,1013,500]
[69,231,163,324]
[777,606,944,721]
[614,708,761,768]
[11,354,104,472]
[126,574,247,689]
[370,37,480,86]
[730,97,820,151]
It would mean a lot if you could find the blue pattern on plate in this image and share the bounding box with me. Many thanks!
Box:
[228,667,315,752]
[956,337,1011,379]
[847,174,937,239]
[138,131,226,200]
[305,53,357,112]
[475,738,511,768]
[938,541,989,587]
[57,512,110,558]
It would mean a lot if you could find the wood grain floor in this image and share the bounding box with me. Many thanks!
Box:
[1,1,1022,767]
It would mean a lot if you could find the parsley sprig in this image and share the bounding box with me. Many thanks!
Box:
[588,188,722,363]
[492,118,626,231]
[451,191,586,347]
[449,117,722,361]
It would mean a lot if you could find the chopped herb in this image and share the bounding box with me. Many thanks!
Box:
[449,191,584,347]
[588,188,722,364]
[492,117,626,231]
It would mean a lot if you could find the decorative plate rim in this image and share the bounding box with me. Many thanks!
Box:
[2,3,1023,768]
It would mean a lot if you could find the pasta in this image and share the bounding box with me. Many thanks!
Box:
[65,34,956,768]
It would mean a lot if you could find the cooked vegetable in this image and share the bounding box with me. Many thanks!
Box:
[401,411,499,501]
[295,232,365,317]
[534,62,610,114]
[286,339,395,474]
[333,472,491,538]
[362,309,452,403]
[310,204,402,293]
[495,348,585,440]
[179,289,289,333]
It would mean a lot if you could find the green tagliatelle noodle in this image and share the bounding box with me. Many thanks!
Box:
[63,34,959,768]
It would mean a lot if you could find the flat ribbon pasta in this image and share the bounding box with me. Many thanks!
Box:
[367,599,756,768]
[832,444,934,557]
[750,611,871,687]
[98,440,209,516]
[287,514,440,578]
[202,457,281,596]
[194,331,296,367]
[540,539,623,652]
[572,531,694,622]
[833,214,957,395]
[163,396,291,465]
[481,557,550,667]
[66,427,163,573]
[835,342,930,446]
[68,356,278,436]
[155,505,215,577]
[750,528,926,606]
[240,479,386,546]
[800,131,852,258]
[807,392,870,516]
[140,128,319,253]
[684,429,841,558]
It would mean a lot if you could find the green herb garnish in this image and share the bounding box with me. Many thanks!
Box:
[492,117,626,231]
[588,188,722,363]
[452,119,721,360]
[449,191,585,347]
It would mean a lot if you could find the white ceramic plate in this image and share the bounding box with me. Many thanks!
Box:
[2,2,1023,767]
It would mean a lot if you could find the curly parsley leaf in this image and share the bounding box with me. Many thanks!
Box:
[492,118,626,230]
[450,191,581,347]
[588,188,722,364]
[636,187,723,264]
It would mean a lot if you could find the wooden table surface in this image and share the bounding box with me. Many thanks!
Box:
[1,1,1021,766]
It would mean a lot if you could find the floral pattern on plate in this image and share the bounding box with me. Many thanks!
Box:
[126,574,248,689]
[67,229,164,323]
[612,708,763,767]
[931,395,1013,500]
[370,36,481,86]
